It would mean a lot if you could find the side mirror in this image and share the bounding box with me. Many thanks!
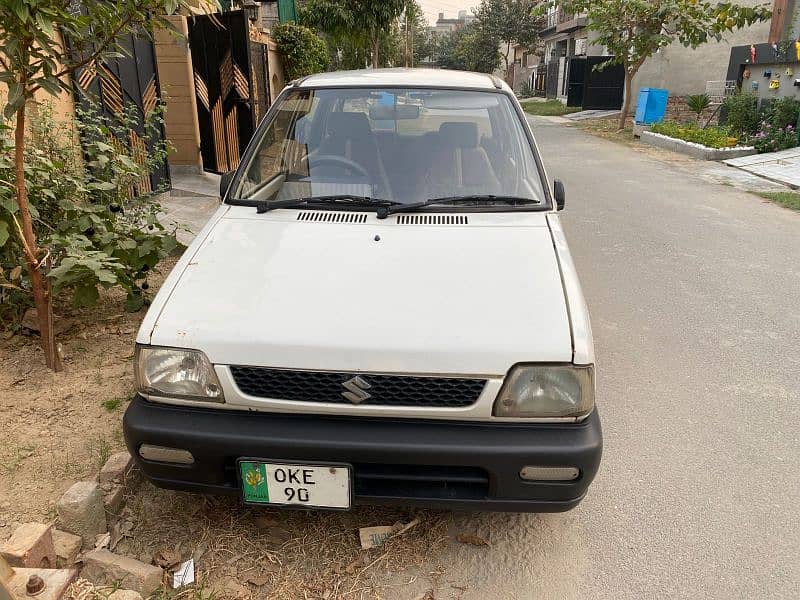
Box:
[220,171,235,199]
[554,179,566,211]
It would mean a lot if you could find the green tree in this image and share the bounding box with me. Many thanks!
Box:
[300,0,406,68]
[474,0,542,79]
[0,0,213,371]
[435,23,501,74]
[548,0,772,130]
[400,0,432,67]
[271,22,329,80]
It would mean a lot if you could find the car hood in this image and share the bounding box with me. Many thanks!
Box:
[144,208,572,376]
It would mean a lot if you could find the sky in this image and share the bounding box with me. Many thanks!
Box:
[418,0,474,25]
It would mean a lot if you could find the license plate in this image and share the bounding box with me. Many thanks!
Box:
[238,460,351,509]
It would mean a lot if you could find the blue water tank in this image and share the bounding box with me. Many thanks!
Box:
[635,88,669,124]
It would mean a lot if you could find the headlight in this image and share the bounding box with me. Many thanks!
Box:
[493,365,594,418]
[135,346,224,402]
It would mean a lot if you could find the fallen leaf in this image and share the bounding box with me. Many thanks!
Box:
[155,548,183,569]
[416,591,435,600]
[456,534,490,547]
[94,533,111,549]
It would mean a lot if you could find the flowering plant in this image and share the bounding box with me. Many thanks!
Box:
[752,122,799,153]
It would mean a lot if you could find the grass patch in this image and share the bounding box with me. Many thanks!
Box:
[521,99,581,116]
[575,117,636,146]
[102,398,123,412]
[755,191,800,211]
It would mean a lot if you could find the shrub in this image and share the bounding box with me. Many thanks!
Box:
[685,94,711,122]
[763,96,800,131]
[650,121,739,149]
[518,81,533,98]
[752,122,799,153]
[721,93,761,137]
[272,22,329,81]
[0,100,179,327]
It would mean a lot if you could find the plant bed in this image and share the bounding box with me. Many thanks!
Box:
[641,130,756,161]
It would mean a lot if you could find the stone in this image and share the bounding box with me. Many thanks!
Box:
[108,590,144,600]
[81,549,163,595]
[56,481,107,548]
[102,483,126,517]
[0,522,56,568]
[52,529,82,568]
[7,567,78,600]
[99,452,134,485]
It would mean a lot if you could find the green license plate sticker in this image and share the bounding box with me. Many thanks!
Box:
[240,461,270,503]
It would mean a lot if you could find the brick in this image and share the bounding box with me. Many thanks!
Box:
[56,481,107,548]
[99,452,134,485]
[108,590,144,600]
[52,529,82,568]
[81,549,163,595]
[0,522,56,568]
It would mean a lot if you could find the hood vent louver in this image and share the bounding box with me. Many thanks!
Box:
[396,215,468,225]
[297,211,368,223]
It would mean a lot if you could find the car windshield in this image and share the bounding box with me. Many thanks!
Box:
[230,87,547,208]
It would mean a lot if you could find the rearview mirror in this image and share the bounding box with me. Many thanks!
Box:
[554,180,566,211]
[220,171,235,199]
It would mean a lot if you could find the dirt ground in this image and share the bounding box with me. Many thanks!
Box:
[0,259,486,600]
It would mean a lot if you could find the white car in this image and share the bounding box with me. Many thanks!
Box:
[125,69,601,512]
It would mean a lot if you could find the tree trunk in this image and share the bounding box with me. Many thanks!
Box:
[14,104,62,371]
[619,69,633,131]
[372,35,379,68]
[404,12,410,68]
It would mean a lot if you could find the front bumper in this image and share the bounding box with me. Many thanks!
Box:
[123,395,602,512]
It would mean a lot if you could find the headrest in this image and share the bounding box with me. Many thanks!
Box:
[439,122,479,148]
[326,112,372,137]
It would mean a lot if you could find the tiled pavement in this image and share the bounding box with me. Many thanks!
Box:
[723,147,800,189]
[160,171,221,245]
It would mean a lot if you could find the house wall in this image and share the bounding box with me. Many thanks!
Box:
[153,15,204,173]
[632,0,771,98]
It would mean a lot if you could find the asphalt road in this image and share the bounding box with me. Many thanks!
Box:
[411,118,800,600]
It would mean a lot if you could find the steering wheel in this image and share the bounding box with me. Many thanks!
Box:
[308,154,370,179]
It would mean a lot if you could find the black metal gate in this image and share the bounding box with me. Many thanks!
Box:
[69,34,169,193]
[582,56,624,110]
[189,10,271,173]
[566,57,586,107]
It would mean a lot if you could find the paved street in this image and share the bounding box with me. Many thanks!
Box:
[408,118,800,599]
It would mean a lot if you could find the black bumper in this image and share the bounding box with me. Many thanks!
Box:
[123,395,602,513]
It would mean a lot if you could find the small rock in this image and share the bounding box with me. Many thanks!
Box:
[81,549,163,595]
[102,483,126,517]
[56,481,108,548]
[52,529,82,568]
[99,452,134,485]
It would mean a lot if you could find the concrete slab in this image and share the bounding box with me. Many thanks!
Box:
[723,146,800,188]
[564,109,621,121]
[170,170,220,198]
[7,567,78,600]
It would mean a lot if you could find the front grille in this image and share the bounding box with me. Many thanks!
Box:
[229,367,486,408]
[353,464,489,500]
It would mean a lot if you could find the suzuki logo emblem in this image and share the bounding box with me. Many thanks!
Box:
[341,375,372,404]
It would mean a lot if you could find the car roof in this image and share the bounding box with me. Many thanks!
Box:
[296,68,510,92]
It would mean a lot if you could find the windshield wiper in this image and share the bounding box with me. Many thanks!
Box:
[376,195,541,219]
[255,195,401,214]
